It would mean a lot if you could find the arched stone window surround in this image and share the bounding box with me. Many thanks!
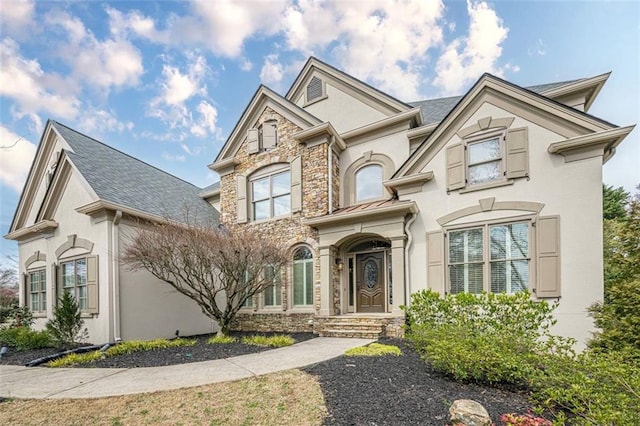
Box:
[25,251,47,268]
[55,234,94,258]
[343,152,395,206]
[436,198,545,226]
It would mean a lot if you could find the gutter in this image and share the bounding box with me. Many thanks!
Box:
[112,210,122,342]
[404,213,418,307]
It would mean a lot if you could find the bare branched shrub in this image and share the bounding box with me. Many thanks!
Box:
[122,219,287,335]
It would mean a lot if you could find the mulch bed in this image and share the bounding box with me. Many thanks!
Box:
[0,331,316,368]
[303,338,542,425]
[1,334,545,424]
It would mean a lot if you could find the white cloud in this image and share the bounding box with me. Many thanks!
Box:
[46,11,144,92]
[190,101,219,137]
[528,38,547,56]
[162,152,186,162]
[433,0,509,95]
[0,125,37,193]
[260,54,285,86]
[240,58,254,71]
[0,0,35,36]
[0,38,80,123]
[76,109,134,135]
[106,7,169,43]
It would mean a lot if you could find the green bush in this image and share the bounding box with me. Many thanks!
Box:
[0,326,52,350]
[1,304,34,328]
[404,290,574,386]
[207,335,237,344]
[46,291,88,349]
[345,343,401,357]
[532,349,640,424]
[48,351,102,367]
[241,334,294,348]
[589,278,640,355]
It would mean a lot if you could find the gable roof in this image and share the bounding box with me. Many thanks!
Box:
[408,78,584,125]
[41,121,217,225]
[212,85,321,165]
[395,73,619,178]
[285,56,412,114]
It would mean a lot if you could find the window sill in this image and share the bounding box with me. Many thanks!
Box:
[33,313,47,318]
[288,307,315,314]
[458,179,514,194]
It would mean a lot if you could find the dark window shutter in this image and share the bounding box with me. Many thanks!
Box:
[536,216,561,297]
[446,143,465,191]
[506,128,529,179]
[86,255,99,314]
[236,174,248,223]
[262,122,277,149]
[247,128,259,154]
[427,231,445,294]
[53,263,60,307]
[291,156,302,213]
[306,76,323,102]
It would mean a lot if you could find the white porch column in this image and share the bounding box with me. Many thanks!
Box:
[390,236,406,316]
[318,245,333,316]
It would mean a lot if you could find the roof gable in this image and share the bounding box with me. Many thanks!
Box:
[285,57,411,117]
[213,85,321,165]
[395,73,616,178]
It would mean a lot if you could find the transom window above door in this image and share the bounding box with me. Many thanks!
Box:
[251,169,291,220]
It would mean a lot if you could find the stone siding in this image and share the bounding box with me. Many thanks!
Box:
[231,313,316,333]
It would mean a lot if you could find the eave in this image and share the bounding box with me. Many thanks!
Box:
[341,108,423,144]
[548,125,635,164]
[208,157,240,175]
[76,200,169,223]
[5,220,58,241]
[304,201,418,228]
[293,122,346,151]
[540,72,610,112]
[383,172,434,196]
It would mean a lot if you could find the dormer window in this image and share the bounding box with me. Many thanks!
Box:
[355,164,383,203]
[306,76,325,104]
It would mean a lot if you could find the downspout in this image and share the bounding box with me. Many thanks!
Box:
[404,212,418,307]
[112,210,122,341]
[328,136,336,214]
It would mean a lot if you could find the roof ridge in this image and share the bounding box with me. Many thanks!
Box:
[51,120,203,190]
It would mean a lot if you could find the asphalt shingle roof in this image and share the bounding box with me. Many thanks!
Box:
[51,121,218,225]
[409,78,583,125]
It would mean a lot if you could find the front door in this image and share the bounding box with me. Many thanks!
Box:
[356,252,385,313]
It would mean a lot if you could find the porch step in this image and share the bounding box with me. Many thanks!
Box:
[317,316,388,339]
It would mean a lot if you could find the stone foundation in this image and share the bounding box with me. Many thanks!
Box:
[230,312,316,333]
[315,315,406,338]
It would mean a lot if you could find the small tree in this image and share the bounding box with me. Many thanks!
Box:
[122,220,287,336]
[46,291,89,348]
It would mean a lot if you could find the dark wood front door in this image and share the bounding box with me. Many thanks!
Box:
[356,252,385,313]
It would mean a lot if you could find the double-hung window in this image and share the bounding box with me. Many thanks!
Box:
[29,269,46,313]
[467,136,503,185]
[293,247,314,306]
[61,258,88,310]
[251,169,291,220]
[448,221,530,294]
[263,265,281,307]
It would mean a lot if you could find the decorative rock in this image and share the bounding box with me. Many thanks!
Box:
[449,399,492,426]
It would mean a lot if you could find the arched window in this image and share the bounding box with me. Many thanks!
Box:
[355,164,383,203]
[293,247,313,306]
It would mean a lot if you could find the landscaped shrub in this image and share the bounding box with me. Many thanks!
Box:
[49,338,196,367]
[0,326,52,350]
[1,304,34,328]
[241,334,294,348]
[403,290,574,386]
[344,343,401,357]
[531,348,640,424]
[46,291,88,349]
[588,278,640,356]
[207,335,237,344]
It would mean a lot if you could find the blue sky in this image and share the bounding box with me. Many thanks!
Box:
[0,0,638,263]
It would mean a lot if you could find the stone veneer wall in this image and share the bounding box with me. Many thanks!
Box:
[220,107,338,332]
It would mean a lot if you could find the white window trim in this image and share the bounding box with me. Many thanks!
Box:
[59,256,89,311]
[28,268,47,315]
[292,246,314,308]
[446,216,534,295]
[249,164,291,222]
[464,129,508,188]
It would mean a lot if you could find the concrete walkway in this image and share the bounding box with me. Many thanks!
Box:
[0,337,373,400]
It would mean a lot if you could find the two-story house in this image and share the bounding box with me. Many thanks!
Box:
[6,57,634,345]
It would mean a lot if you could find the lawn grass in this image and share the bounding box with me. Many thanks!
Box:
[344,342,402,357]
[0,370,326,426]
